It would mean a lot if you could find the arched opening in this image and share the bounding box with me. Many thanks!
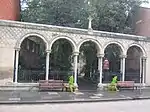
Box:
[125,46,143,83]
[49,39,73,82]
[78,41,100,90]
[103,44,123,83]
[18,36,46,82]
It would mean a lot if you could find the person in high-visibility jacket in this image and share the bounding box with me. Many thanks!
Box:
[69,75,74,92]
[110,76,119,91]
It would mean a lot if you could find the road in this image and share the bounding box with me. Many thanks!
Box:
[0,100,150,112]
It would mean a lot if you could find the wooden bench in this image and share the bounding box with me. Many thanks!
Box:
[117,81,137,90]
[39,80,64,91]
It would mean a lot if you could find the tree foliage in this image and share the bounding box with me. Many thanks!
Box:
[50,39,72,71]
[80,42,97,78]
[104,44,122,72]
[21,0,147,32]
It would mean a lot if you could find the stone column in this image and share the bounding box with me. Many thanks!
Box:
[73,52,79,87]
[97,54,104,87]
[120,55,126,81]
[45,50,50,80]
[139,57,142,84]
[14,48,20,83]
[142,57,147,85]
[120,58,123,75]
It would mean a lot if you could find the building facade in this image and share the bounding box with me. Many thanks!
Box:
[134,7,150,37]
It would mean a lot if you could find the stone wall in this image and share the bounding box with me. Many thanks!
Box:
[0,47,14,85]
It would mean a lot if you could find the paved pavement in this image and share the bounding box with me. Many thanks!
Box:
[0,89,150,104]
[0,100,150,112]
[0,78,150,104]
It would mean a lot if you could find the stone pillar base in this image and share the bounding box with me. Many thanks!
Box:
[74,83,79,92]
[88,28,93,34]
[97,83,104,90]
[74,82,78,87]
[142,83,146,88]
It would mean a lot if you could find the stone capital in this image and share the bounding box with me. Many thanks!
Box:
[97,54,104,58]
[120,55,127,58]
[14,47,20,51]
[45,50,51,53]
[142,56,147,60]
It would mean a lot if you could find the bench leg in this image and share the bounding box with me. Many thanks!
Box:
[118,87,121,91]
[133,87,134,91]
[64,87,68,92]
[62,88,64,92]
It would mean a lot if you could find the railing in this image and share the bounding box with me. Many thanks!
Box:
[18,69,73,83]
[101,72,141,83]
[18,69,46,83]
[102,72,122,83]
[49,71,73,82]
[125,73,140,83]
[18,70,141,83]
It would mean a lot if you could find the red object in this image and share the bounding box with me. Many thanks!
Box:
[0,0,20,20]
[103,59,109,70]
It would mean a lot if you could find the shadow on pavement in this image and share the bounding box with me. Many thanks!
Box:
[77,77,97,91]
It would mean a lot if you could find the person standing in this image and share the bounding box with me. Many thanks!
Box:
[69,75,74,92]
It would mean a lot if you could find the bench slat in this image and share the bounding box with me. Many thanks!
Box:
[39,80,64,91]
[117,81,135,89]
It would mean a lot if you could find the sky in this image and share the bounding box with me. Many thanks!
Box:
[141,0,150,8]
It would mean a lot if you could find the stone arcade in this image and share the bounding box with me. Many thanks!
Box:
[0,20,149,87]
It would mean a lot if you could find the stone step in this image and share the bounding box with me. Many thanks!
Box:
[0,86,39,91]
[0,83,39,91]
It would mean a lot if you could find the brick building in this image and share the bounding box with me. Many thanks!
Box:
[0,0,20,20]
[134,7,150,37]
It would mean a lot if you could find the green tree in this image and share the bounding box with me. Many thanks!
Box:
[80,42,97,79]
[50,39,72,71]
[21,0,86,27]
[104,44,121,72]
[21,0,148,33]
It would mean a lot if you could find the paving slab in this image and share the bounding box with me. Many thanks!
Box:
[0,89,150,104]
